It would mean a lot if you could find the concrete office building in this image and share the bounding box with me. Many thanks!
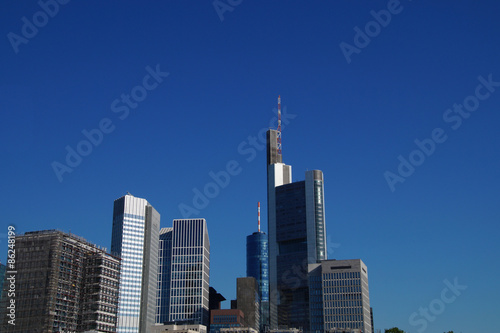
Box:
[80,249,122,332]
[168,219,210,326]
[111,193,160,333]
[267,122,327,330]
[308,259,371,333]
[0,229,120,332]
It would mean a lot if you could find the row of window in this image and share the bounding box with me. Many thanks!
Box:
[324,285,362,294]
[324,278,361,287]
[212,315,238,324]
[324,300,363,309]
[324,289,363,300]
[324,305,364,315]
[324,271,360,280]
[324,318,365,328]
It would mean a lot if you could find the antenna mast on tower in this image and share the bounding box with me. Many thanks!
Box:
[258,201,261,232]
[277,95,282,155]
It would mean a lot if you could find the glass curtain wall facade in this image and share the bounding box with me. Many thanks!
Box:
[169,219,210,326]
[156,227,173,324]
[275,181,309,329]
[246,232,269,332]
[111,194,160,333]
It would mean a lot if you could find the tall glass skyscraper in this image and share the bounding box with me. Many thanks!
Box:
[267,128,327,331]
[111,193,160,333]
[156,227,173,324]
[168,218,210,326]
[246,231,269,331]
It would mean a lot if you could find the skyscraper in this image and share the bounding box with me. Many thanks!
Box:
[246,203,269,332]
[111,193,160,333]
[267,97,327,330]
[236,277,260,331]
[308,259,371,333]
[157,227,173,324]
[267,128,292,330]
[169,218,210,326]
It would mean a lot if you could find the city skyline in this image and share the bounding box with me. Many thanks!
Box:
[2,1,500,332]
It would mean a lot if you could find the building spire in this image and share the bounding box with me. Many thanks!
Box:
[258,201,261,232]
[277,95,282,155]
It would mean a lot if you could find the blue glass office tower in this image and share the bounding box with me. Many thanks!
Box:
[247,231,269,331]
[156,227,173,324]
[267,129,327,331]
[111,193,160,333]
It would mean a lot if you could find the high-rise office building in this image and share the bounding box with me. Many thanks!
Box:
[267,123,327,331]
[266,96,328,330]
[267,128,292,330]
[169,219,210,326]
[236,277,260,331]
[111,193,160,333]
[0,230,120,332]
[308,259,371,333]
[246,203,269,332]
[157,227,173,324]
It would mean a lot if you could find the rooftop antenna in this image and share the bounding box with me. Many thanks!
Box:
[258,201,261,233]
[277,95,282,155]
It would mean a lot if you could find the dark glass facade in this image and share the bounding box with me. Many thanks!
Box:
[246,232,269,331]
[275,181,310,330]
[156,228,173,324]
[308,265,324,333]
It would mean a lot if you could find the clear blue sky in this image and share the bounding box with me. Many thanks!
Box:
[1,1,499,332]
